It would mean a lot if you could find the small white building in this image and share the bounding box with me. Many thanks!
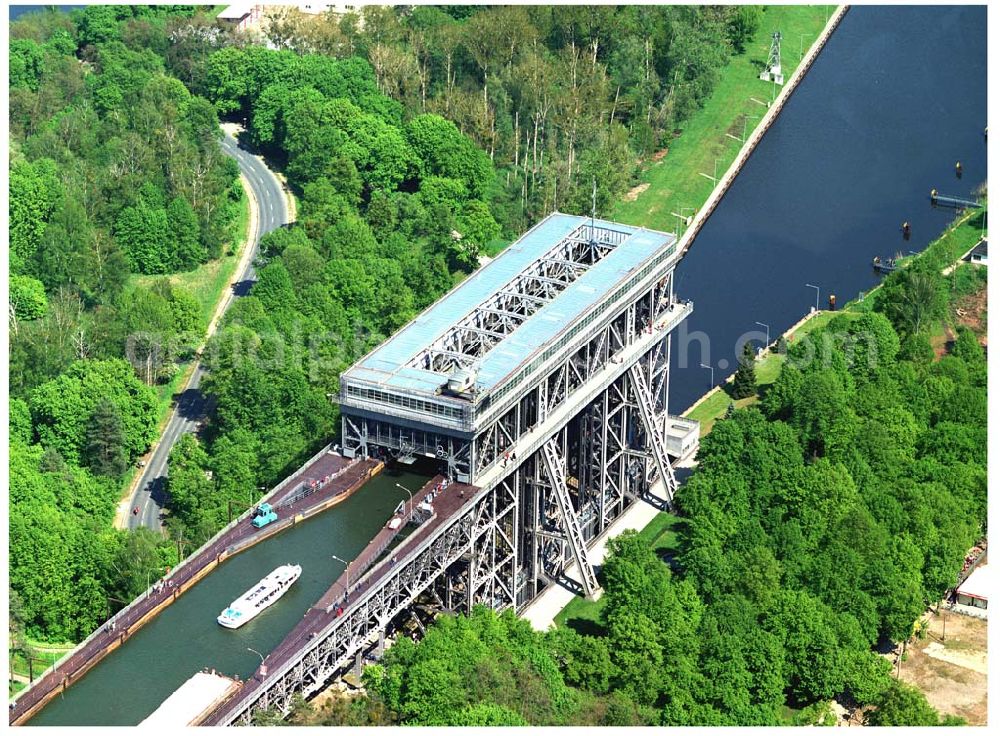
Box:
[968,240,988,266]
[956,563,988,610]
[217,4,263,31]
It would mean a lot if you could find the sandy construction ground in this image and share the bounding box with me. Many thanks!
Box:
[900,608,987,725]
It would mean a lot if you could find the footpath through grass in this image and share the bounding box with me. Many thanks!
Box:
[129,188,249,336]
[612,5,836,232]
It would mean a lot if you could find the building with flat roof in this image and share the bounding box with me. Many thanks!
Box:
[956,563,989,610]
[339,210,697,606]
[340,213,693,478]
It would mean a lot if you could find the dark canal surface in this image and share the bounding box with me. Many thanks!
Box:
[29,468,427,726]
[25,4,986,726]
[668,4,986,413]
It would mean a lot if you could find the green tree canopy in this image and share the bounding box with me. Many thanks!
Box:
[29,359,157,465]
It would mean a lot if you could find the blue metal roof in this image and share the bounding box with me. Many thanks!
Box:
[346,213,676,394]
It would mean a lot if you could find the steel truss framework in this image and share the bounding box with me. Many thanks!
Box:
[341,414,473,481]
[236,232,698,724]
[217,332,689,725]
[471,272,675,480]
[411,223,629,374]
[218,479,518,725]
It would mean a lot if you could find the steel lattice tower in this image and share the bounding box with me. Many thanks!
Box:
[760,31,784,85]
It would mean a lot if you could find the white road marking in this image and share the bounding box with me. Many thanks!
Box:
[130,146,286,531]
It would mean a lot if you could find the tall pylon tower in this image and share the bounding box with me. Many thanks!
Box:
[759,31,784,85]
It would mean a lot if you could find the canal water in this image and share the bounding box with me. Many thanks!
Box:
[29,468,426,726]
[25,4,986,727]
[668,4,987,413]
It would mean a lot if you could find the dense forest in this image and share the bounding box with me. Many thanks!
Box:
[8,5,244,643]
[249,4,760,226]
[287,238,987,727]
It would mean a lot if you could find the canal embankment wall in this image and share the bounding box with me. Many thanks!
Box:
[11,447,383,725]
[672,5,849,262]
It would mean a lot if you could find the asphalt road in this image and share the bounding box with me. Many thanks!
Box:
[126,129,288,531]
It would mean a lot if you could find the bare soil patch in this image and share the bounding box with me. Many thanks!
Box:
[899,610,987,725]
[953,285,988,344]
[624,183,650,202]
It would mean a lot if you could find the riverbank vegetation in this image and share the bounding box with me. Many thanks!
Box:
[612,5,834,230]
[243,4,789,232]
[686,204,987,434]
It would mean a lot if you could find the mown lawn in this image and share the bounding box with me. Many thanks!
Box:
[611,5,836,232]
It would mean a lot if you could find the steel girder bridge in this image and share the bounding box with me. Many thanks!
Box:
[208,214,699,725]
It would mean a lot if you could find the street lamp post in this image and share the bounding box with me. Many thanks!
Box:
[106,596,127,621]
[672,206,695,236]
[395,483,414,517]
[673,212,686,236]
[805,283,820,312]
[331,554,351,595]
[754,321,770,348]
[247,647,267,679]
[226,498,248,524]
[700,363,715,388]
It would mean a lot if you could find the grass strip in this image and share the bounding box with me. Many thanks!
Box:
[611,6,836,232]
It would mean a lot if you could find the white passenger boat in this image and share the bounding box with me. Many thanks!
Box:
[217,564,302,629]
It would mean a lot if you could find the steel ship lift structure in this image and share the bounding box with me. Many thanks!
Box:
[210,213,699,724]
